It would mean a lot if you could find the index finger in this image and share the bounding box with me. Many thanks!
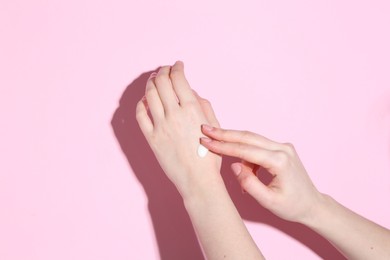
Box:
[170,61,197,105]
[200,137,279,173]
[201,125,283,151]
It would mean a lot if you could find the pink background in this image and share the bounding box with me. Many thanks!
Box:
[1,0,389,259]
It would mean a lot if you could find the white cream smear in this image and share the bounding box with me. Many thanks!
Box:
[197,144,209,158]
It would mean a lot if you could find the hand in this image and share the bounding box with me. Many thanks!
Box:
[136,61,222,197]
[200,125,324,223]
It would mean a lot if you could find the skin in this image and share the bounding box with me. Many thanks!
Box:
[200,125,390,260]
[136,61,264,259]
[137,60,390,259]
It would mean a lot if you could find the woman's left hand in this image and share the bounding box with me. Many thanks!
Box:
[136,61,222,198]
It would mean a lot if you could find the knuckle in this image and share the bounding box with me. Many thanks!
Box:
[282,142,295,154]
[236,142,246,158]
[162,65,171,71]
[273,151,290,169]
[201,98,210,105]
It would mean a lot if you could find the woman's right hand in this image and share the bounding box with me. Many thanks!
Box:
[200,125,325,224]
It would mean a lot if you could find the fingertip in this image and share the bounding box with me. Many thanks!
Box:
[158,65,171,75]
[231,163,242,177]
[200,137,212,144]
[173,60,184,70]
[201,124,214,132]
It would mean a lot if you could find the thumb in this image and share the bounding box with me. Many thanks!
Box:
[231,162,272,207]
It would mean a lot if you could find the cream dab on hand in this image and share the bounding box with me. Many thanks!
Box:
[197,144,209,158]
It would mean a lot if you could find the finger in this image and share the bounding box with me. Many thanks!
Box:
[231,162,272,207]
[241,160,259,175]
[200,138,279,172]
[192,90,220,127]
[201,126,282,151]
[170,61,197,105]
[145,72,164,123]
[154,66,179,112]
[136,96,153,135]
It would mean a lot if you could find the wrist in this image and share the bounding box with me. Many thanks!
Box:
[176,168,225,202]
[182,174,233,226]
[299,192,334,228]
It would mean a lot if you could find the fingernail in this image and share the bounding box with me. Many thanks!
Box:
[200,137,212,143]
[150,72,157,78]
[231,163,242,177]
[202,124,213,131]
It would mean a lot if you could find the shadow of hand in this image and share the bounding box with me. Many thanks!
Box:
[111,71,346,260]
[111,71,203,260]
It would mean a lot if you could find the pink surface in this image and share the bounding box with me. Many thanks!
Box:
[1,0,389,259]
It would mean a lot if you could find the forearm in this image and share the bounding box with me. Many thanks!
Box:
[182,172,264,260]
[302,194,390,260]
